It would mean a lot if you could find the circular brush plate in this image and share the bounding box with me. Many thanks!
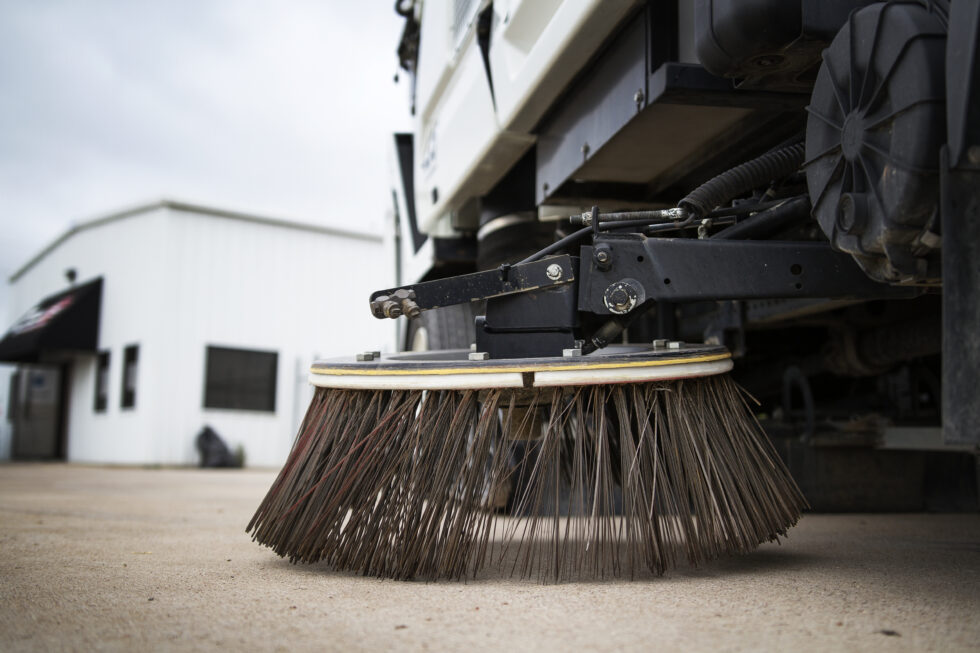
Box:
[309,343,732,390]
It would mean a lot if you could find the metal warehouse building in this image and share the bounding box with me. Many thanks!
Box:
[0,200,392,467]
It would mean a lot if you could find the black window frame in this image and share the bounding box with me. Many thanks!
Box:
[121,344,138,409]
[202,345,278,412]
[94,350,110,412]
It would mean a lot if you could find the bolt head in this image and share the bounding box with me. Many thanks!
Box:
[652,339,668,349]
[468,351,490,361]
[595,250,610,263]
[356,352,376,362]
[608,287,630,308]
[668,341,683,349]
[603,280,640,315]
[546,263,563,281]
[562,348,583,358]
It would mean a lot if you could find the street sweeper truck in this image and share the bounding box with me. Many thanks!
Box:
[249,0,980,580]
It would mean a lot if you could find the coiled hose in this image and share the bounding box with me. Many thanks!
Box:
[679,142,806,218]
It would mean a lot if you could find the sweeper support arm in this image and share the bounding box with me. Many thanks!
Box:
[369,233,917,360]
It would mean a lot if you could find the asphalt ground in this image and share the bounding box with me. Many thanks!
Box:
[1,463,978,652]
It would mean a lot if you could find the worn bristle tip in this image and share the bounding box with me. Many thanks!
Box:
[247,376,807,582]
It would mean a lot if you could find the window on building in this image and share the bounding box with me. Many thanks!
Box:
[203,346,277,412]
[121,345,138,409]
[94,351,110,412]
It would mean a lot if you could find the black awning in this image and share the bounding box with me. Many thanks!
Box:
[0,277,103,363]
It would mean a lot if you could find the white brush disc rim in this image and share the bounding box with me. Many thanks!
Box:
[308,347,732,391]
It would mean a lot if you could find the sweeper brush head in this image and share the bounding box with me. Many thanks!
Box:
[247,344,806,582]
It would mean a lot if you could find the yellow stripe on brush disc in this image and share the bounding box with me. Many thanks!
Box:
[310,351,731,377]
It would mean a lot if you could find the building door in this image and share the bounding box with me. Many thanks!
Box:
[10,364,67,459]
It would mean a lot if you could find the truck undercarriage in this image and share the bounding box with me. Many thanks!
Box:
[384,0,979,509]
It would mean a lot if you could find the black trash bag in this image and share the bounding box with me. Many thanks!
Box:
[196,425,238,468]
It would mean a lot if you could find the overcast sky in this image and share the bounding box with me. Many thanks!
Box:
[0,1,413,322]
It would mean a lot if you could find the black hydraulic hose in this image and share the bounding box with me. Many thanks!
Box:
[679,142,806,218]
[711,196,811,240]
[705,198,785,219]
[519,226,592,264]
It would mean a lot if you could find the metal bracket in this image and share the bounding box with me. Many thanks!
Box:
[370,255,576,319]
[578,236,919,314]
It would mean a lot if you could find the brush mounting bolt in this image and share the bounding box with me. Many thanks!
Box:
[562,348,583,357]
[371,295,401,319]
[391,288,421,319]
[604,280,640,314]
[668,341,684,349]
[382,299,402,319]
[356,352,377,361]
[401,300,421,319]
[652,339,668,349]
[545,264,563,281]
[469,351,490,361]
[593,245,612,271]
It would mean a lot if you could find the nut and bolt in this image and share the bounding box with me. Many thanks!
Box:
[652,338,669,349]
[401,299,421,318]
[468,351,490,361]
[372,288,422,320]
[562,348,583,357]
[381,300,402,318]
[608,286,630,309]
[603,280,642,315]
[356,351,377,362]
[668,341,683,349]
[593,246,612,271]
[633,89,644,109]
[546,263,563,281]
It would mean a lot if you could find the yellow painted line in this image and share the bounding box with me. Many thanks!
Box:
[310,352,731,377]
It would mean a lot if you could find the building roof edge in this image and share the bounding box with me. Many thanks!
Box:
[9,199,384,282]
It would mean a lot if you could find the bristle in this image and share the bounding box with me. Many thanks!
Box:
[247,375,807,581]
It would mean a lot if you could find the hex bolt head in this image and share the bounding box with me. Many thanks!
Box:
[603,280,640,315]
[356,352,376,362]
[595,250,610,263]
[608,286,630,307]
[562,348,583,357]
[546,264,563,281]
[668,341,683,349]
[468,351,490,361]
[652,339,668,349]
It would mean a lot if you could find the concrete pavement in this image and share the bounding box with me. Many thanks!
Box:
[1,463,978,652]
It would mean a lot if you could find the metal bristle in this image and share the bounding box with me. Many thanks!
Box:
[247,375,807,582]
